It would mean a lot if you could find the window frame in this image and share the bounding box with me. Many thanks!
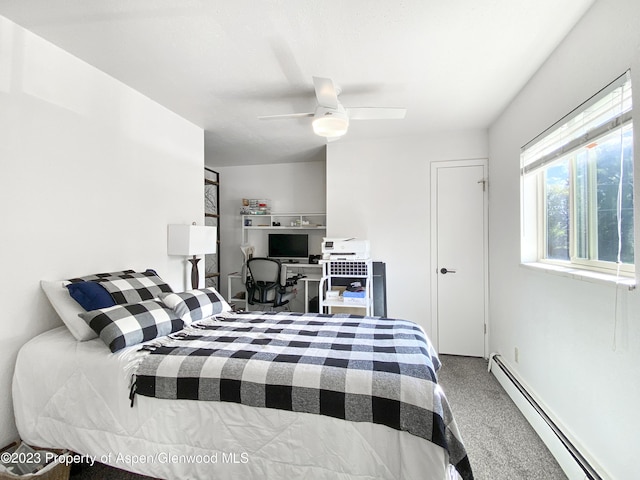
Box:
[522,72,635,278]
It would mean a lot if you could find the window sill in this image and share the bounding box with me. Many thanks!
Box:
[520,262,636,290]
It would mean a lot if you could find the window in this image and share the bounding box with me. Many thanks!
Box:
[521,72,634,276]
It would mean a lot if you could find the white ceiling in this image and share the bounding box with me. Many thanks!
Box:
[0,0,595,166]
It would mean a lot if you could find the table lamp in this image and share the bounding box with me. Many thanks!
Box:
[168,224,217,289]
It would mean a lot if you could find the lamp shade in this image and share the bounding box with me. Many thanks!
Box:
[167,225,217,256]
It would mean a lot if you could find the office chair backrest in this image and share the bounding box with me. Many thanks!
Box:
[247,258,282,284]
[245,257,293,307]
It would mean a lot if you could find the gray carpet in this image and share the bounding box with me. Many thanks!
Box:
[437,354,567,480]
[71,355,567,480]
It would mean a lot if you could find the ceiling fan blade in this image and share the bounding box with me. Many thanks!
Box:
[312,76,339,109]
[347,107,407,120]
[258,112,314,120]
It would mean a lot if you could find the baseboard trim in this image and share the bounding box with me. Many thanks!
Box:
[488,353,602,480]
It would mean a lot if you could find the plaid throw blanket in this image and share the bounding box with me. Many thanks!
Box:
[132,312,473,480]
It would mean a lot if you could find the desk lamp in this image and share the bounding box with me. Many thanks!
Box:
[168,224,217,289]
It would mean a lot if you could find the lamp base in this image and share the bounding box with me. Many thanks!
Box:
[188,256,200,290]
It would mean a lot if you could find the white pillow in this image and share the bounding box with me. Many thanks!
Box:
[40,280,98,341]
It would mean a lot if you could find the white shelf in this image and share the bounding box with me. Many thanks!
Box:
[242,212,325,218]
[243,226,325,230]
[319,258,373,316]
[321,298,369,308]
[242,212,325,215]
[242,213,325,225]
[241,212,326,245]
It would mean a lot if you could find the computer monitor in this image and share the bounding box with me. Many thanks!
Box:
[268,233,309,260]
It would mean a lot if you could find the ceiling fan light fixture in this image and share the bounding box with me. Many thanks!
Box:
[258,76,406,139]
[312,112,349,138]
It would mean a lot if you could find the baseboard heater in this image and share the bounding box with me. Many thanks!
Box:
[488,354,602,480]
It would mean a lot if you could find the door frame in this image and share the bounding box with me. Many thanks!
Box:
[430,159,489,357]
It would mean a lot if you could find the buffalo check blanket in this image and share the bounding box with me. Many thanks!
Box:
[132,312,473,480]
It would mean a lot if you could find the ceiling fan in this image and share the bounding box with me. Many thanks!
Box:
[258,76,406,140]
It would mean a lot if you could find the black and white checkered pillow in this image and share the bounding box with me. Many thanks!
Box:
[160,287,230,324]
[68,269,173,305]
[96,271,173,304]
[79,300,184,352]
[68,270,136,283]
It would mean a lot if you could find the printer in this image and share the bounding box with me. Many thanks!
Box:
[322,238,370,260]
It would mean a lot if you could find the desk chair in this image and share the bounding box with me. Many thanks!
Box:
[245,257,302,310]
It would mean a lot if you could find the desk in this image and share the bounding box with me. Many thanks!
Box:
[226,273,246,311]
[283,264,321,313]
[296,275,321,313]
[281,262,322,272]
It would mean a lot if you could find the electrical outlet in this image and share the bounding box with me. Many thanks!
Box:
[514,347,519,363]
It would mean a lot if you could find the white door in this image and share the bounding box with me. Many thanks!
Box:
[431,160,487,357]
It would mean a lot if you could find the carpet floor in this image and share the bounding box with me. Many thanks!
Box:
[437,354,567,480]
[70,355,567,480]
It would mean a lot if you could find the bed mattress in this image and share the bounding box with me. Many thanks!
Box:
[13,325,461,480]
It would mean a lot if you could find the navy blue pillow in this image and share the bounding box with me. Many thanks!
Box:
[66,281,116,311]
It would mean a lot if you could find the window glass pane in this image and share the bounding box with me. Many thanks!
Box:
[592,127,634,264]
[620,127,634,265]
[545,161,570,260]
[574,151,589,259]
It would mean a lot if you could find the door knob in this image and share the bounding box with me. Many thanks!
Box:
[440,267,456,274]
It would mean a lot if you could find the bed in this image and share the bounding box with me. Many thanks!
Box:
[13,271,473,480]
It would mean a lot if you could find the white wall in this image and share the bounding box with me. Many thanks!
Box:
[326,132,488,332]
[488,0,640,477]
[0,16,204,446]
[211,160,327,297]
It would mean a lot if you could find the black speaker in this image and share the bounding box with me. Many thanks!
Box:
[372,262,387,317]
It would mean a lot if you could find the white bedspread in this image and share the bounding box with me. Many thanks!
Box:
[13,327,455,480]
